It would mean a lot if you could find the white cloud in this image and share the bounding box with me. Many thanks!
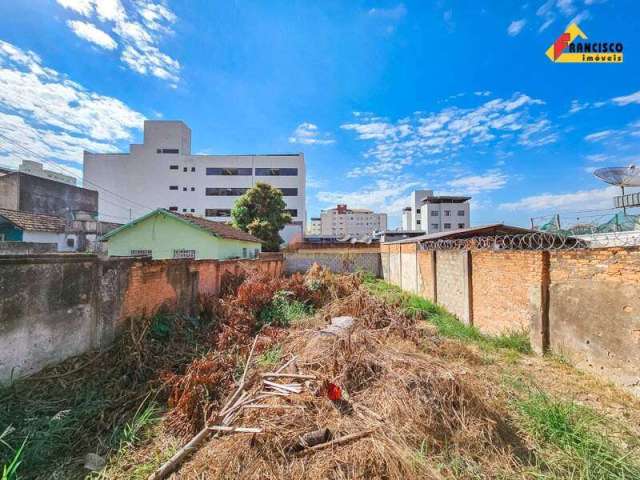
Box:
[584,130,613,142]
[568,10,590,26]
[474,91,491,96]
[611,90,640,106]
[341,93,553,178]
[447,171,508,194]
[557,0,576,16]
[500,186,618,212]
[585,153,611,162]
[0,40,144,174]
[56,0,180,85]
[67,21,117,50]
[507,19,527,36]
[368,4,407,20]
[57,0,94,16]
[288,122,334,145]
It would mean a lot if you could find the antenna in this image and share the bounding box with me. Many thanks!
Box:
[593,165,640,213]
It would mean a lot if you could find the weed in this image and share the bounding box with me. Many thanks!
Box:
[0,427,26,480]
[514,390,640,479]
[257,345,282,368]
[117,399,161,450]
[364,278,533,354]
[257,290,313,329]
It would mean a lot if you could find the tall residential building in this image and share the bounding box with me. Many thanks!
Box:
[18,160,76,186]
[318,204,387,237]
[401,189,471,234]
[401,190,432,231]
[307,217,321,235]
[83,121,306,242]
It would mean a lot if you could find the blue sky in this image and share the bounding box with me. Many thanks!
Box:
[0,0,639,228]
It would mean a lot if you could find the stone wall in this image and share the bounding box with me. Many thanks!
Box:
[0,255,282,382]
[284,250,381,276]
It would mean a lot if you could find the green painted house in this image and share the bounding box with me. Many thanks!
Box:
[102,209,262,260]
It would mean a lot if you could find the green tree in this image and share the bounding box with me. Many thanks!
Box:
[231,182,292,251]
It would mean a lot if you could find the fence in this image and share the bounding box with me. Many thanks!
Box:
[0,254,282,382]
[284,248,381,275]
[381,240,640,396]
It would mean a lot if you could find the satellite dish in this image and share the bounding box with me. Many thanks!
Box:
[594,165,640,212]
[594,165,640,189]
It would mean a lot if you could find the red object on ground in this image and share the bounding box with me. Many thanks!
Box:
[327,383,342,401]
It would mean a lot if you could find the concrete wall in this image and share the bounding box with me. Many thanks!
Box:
[0,173,19,211]
[284,249,381,276]
[436,250,471,324]
[381,242,640,395]
[0,255,282,382]
[0,241,57,254]
[18,173,98,219]
[548,248,640,394]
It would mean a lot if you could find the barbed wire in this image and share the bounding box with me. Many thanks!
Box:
[416,231,640,251]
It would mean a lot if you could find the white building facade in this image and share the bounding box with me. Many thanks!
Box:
[307,217,321,235]
[420,196,470,234]
[83,121,305,242]
[318,204,387,237]
[402,190,471,234]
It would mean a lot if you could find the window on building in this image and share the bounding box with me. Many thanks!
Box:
[168,206,178,211]
[458,210,465,216]
[169,165,179,170]
[182,208,187,212]
[416,208,421,214]
[131,249,152,256]
[191,167,196,172]
[191,187,195,191]
[444,223,451,229]
[66,238,75,248]
[444,210,451,216]
[416,220,421,225]
[431,211,439,216]
[173,249,196,259]
[205,209,231,217]
[431,223,439,230]
[169,185,178,190]
[190,208,195,213]
[279,188,298,196]
[157,148,179,154]
[254,248,259,258]
[183,187,187,191]
[206,167,252,175]
[458,223,465,229]
[255,167,298,176]
[183,167,188,172]
[205,187,249,196]
[242,248,247,258]
[285,209,298,217]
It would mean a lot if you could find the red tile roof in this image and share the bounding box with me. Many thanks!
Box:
[172,212,261,243]
[0,208,65,233]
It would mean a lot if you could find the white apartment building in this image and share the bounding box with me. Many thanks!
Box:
[401,190,431,231]
[83,121,305,242]
[401,189,470,234]
[318,204,387,237]
[308,217,321,235]
[420,195,470,234]
[19,160,76,185]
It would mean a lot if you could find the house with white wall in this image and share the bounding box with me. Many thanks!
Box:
[0,208,77,251]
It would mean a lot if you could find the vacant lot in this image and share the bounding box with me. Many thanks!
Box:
[2,268,639,479]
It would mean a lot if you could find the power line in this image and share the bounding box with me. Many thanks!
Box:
[0,132,156,214]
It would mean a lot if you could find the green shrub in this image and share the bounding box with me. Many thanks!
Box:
[257,291,313,329]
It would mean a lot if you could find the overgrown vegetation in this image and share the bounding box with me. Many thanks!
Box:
[514,389,640,479]
[258,290,313,328]
[363,276,532,354]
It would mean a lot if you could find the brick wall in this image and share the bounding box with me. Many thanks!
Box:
[549,248,640,394]
[472,251,546,338]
